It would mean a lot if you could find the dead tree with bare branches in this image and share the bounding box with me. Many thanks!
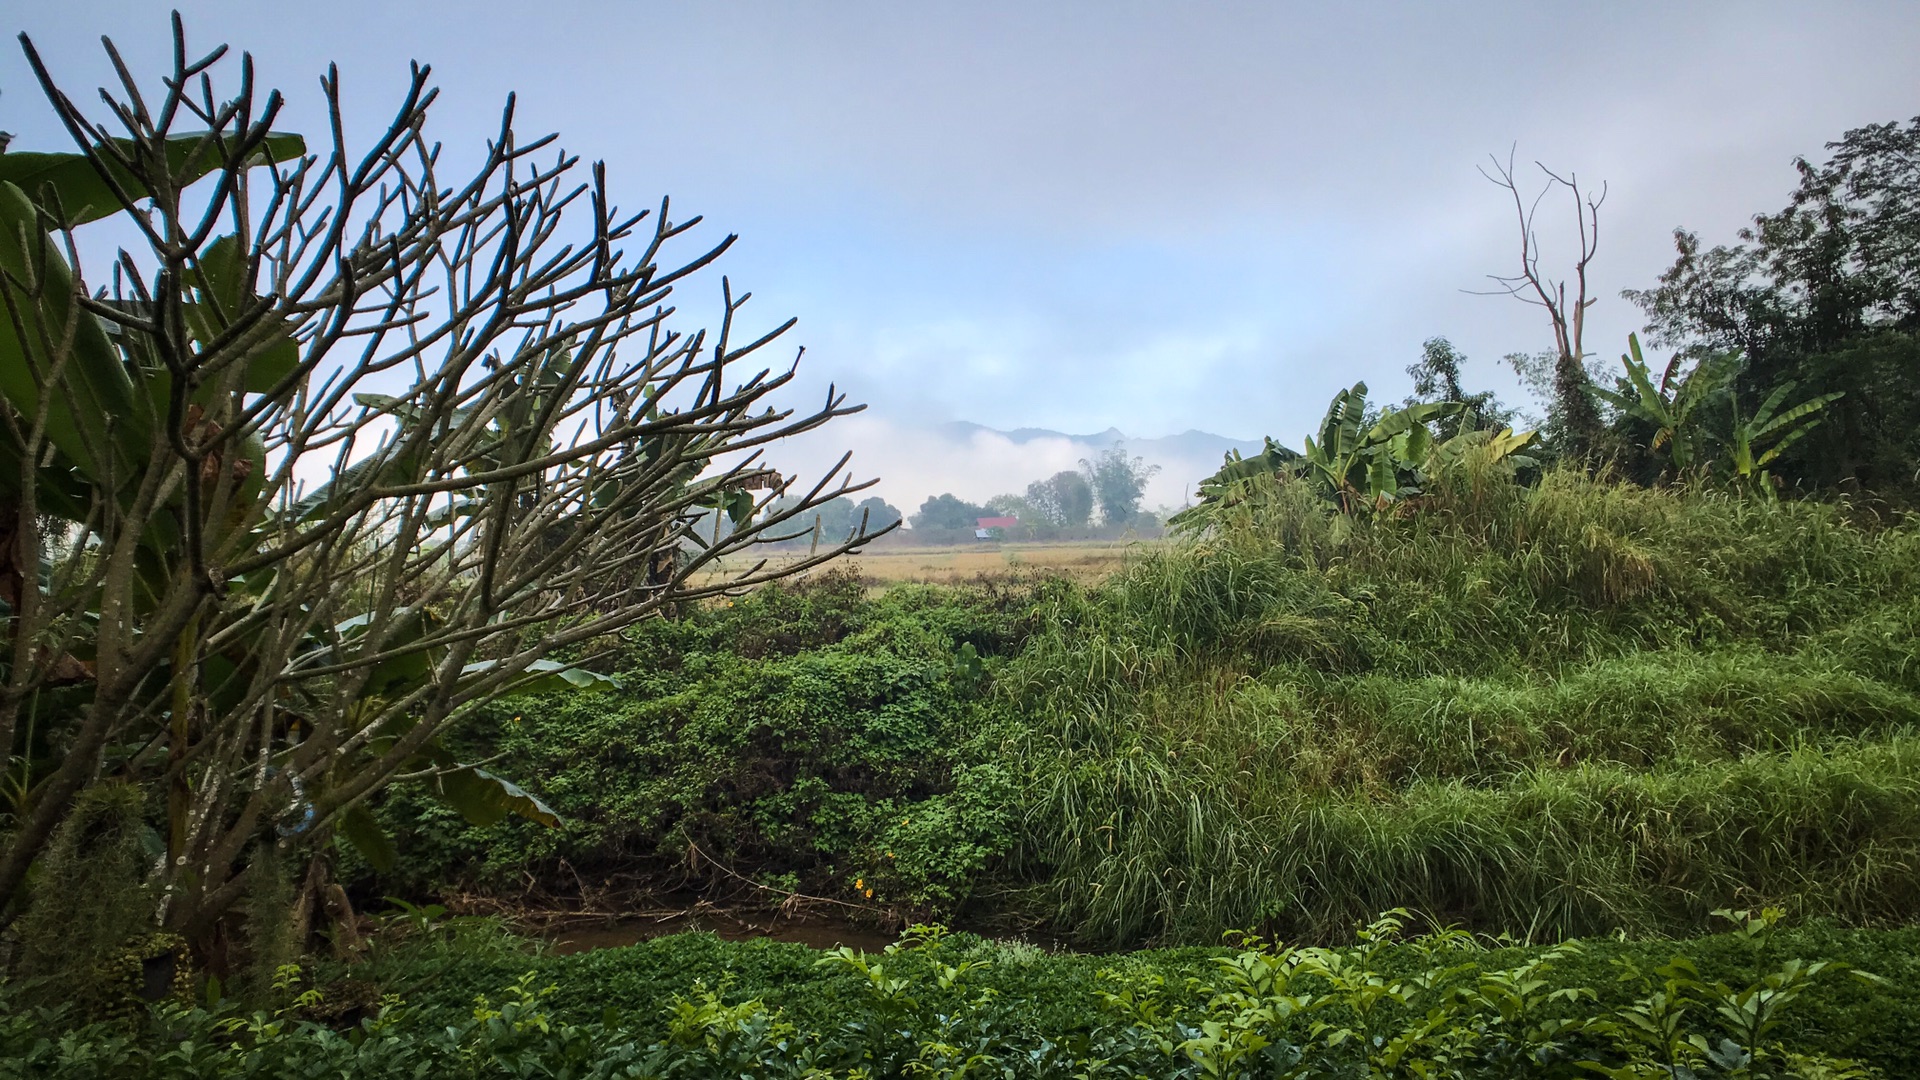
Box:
[1476,149,1609,457]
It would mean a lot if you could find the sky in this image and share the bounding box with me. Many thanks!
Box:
[7,2,1919,511]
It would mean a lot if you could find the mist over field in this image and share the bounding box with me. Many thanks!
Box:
[767,415,1262,517]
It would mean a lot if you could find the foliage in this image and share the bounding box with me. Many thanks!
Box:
[10,786,156,1006]
[362,572,1047,916]
[1,913,1907,1077]
[1595,334,1738,477]
[913,493,992,531]
[855,496,906,532]
[1294,383,1465,511]
[764,496,903,546]
[1174,381,1530,533]
[1625,115,1920,494]
[1405,336,1516,438]
[1596,334,1844,489]
[371,466,1920,956]
[1026,470,1097,528]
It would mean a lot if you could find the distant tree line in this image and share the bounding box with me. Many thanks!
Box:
[906,446,1160,538]
[761,495,904,545]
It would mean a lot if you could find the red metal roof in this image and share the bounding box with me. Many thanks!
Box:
[975,516,1019,528]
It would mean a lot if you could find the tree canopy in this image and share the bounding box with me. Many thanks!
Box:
[1624,116,1920,493]
[1024,470,1095,528]
[912,493,989,530]
[1080,447,1159,526]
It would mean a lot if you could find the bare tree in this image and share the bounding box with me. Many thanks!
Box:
[1475,148,1608,455]
[0,19,889,942]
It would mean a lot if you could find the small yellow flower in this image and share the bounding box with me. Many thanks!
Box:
[864,888,874,898]
[885,851,894,859]
[855,878,864,890]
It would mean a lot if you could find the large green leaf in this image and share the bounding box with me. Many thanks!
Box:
[0,181,146,492]
[183,234,301,395]
[1365,401,1462,445]
[337,804,398,873]
[0,133,307,228]
[459,657,617,695]
[432,762,563,829]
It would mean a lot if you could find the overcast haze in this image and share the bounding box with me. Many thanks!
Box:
[8,2,1919,511]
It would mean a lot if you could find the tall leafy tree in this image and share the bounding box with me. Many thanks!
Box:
[1023,470,1094,527]
[853,496,903,532]
[1405,337,1514,439]
[911,493,988,530]
[1080,446,1159,526]
[1625,116,1920,492]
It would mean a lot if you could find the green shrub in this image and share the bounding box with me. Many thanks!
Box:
[363,572,1048,916]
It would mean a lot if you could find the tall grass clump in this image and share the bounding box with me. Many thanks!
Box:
[1006,468,1920,945]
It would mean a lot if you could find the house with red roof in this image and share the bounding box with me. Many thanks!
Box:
[974,515,1018,539]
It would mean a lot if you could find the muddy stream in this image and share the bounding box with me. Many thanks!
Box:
[540,910,903,955]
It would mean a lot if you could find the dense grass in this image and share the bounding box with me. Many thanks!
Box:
[14,471,1920,1075]
[1005,471,1920,945]
[359,469,1920,951]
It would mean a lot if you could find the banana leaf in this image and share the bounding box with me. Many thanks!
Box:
[336,804,399,873]
[0,133,306,228]
[419,748,563,829]
[0,181,147,493]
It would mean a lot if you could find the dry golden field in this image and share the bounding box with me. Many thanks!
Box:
[696,540,1145,588]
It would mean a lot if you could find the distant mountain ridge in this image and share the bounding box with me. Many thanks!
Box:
[936,421,1266,465]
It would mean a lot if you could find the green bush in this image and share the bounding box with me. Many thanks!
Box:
[364,571,1049,916]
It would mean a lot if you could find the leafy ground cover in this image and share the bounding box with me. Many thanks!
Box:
[5,912,1914,1077]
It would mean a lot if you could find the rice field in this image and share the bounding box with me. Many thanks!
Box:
[699,540,1142,587]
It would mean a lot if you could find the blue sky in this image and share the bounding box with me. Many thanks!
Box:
[8,2,1919,507]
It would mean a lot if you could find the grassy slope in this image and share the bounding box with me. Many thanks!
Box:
[373,469,1920,951]
[1006,471,1920,944]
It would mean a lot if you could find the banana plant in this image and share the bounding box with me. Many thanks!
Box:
[0,135,306,518]
[1173,384,1464,531]
[1596,334,1842,491]
[1300,383,1462,512]
[1425,425,1540,476]
[1593,334,1734,478]
[1724,380,1844,493]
